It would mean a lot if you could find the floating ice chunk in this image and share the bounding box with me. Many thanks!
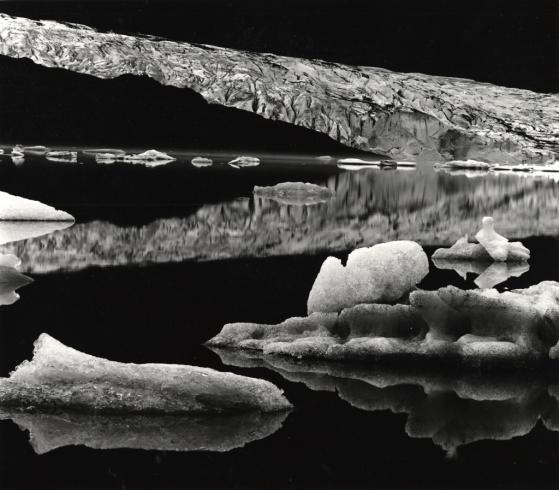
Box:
[120,149,175,162]
[337,157,380,165]
[94,153,118,164]
[0,409,289,454]
[23,145,49,154]
[432,235,492,261]
[46,151,78,163]
[315,155,334,161]
[0,334,292,414]
[0,221,73,245]
[82,148,126,157]
[0,262,33,306]
[253,182,334,206]
[307,241,429,314]
[0,191,74,222]
[209,281,559,363]
[228,156,260,167]
[11,145,24,157]
[441,159,492,170]
[191,156,213,167]
[475,217,530,261]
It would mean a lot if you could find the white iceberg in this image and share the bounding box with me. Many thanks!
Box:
[307,240,429,314]
[0,191,74,222]
[228,156,260,167]
[0,334,292,414]
[191,156,213,167]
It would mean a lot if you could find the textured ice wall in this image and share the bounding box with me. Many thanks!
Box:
[0,14,557,163]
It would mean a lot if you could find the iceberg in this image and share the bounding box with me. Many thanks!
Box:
[45,150,77,163]
[0,334,292,414]
[0,191,74,221]
[253,182,334,206]
[208,281,559,363]
[432,218,530,263]
[307,241,429,314]
[0,409,288,454]
[119,149,175,162]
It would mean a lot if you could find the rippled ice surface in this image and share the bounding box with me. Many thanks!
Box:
[0,149,558,489]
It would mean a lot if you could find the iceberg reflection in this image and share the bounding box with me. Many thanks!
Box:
[211,348,559,455]
[0,409,288,454]
[0,254,33,306]
[432,259,530,288]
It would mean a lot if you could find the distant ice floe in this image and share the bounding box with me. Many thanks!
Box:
[253,182,334,206]
[0,333,292,414]
[191,156,213,167]
[0,409,289,454]
[45,151,78,163]
[228,156,260,168]
[433,217,530,263]
[0,191,74,222]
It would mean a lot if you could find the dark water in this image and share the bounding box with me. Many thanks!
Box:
[0,152,558,489]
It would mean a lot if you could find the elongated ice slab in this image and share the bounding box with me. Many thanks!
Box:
[0,191,74,222]
[0,334,292,414]
[0,409,288,454]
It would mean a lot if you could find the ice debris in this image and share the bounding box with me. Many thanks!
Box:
[191,156,213,167]
[432,217,530,263]
[253,182,334,206]
[228,156,260,167]
[0,191,74,221]
[0,334,292,414]
[46,151,78,163]
[118,149,176,167]
[307,241,429,314]
[208,281,559,363]
[0,409,289,454]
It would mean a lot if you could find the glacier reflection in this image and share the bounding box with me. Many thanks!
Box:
[2,169,559,273]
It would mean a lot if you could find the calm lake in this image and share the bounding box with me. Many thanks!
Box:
[0,150,558,489]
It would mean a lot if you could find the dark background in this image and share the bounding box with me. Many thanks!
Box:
[0,0,557,150]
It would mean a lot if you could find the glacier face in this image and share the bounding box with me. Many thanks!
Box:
[0,14,557,164]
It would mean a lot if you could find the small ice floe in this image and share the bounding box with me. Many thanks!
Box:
[440,159,492,170]
[432,217,530,263]
[307,240,429,314]
[379,159,398,168]
[315,155,334,161]
[0,255,33,306]
[191,156,213,167]
[23,146,49,155]
[119,149,176,167]
[0,334,292,414]
[0,409,289,454]
[337,164,377,171]
[82,148,126,157]
[253,182,334,206]
[337,157,380,165]
[46,151,78,163]
[228,156,260,167]
[207,280,559,363]
[432,258,529,289]
[0,191,74,222]
[94,153,118,164]
[11,145,24,157]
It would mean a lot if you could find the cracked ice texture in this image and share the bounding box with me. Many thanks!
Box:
[0,14,557,163]
[0,334,292,414]
[0,191,74,222]
[307,241,429,314]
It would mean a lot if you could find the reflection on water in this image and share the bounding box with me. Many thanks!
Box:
[0,221,73,246]
[2,169,559,273]
[0,255,33,306]
[212,348,559,456]
[0,409,288,454]
[433,259,530,289]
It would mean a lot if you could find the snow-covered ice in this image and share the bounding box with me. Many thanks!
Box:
[0,191,74,222]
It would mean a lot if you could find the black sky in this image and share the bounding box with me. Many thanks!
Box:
[1,0,558,93]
